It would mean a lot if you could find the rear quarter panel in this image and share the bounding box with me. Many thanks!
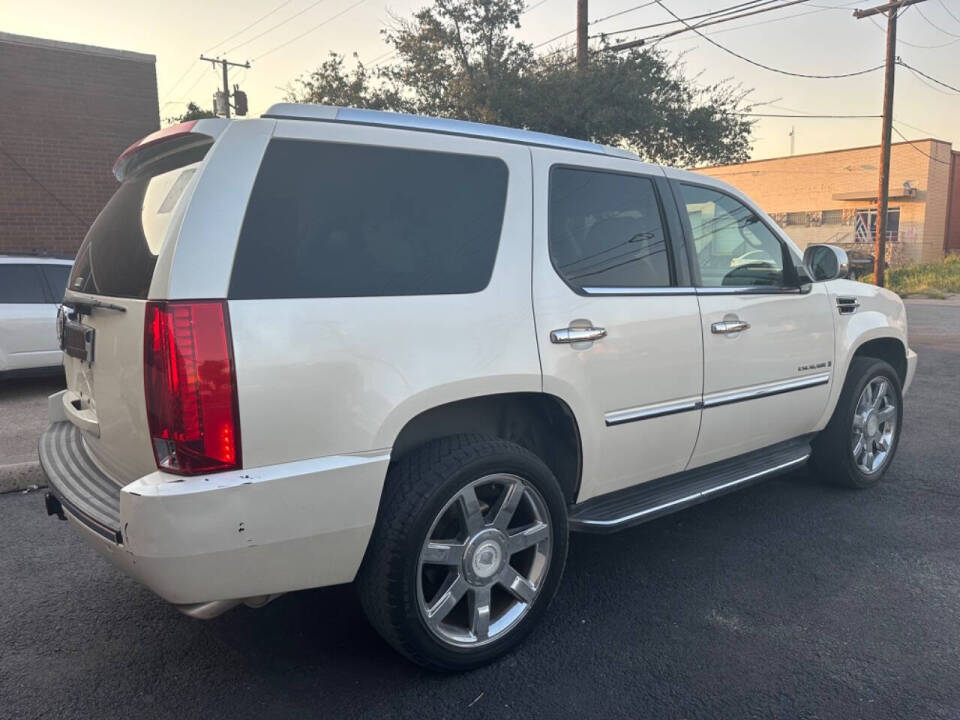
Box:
[228,123,541,467]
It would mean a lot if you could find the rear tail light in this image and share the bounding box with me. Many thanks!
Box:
[144,300,241,475]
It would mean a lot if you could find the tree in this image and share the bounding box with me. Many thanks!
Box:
[165,102,217,125]
[287,0,753,166]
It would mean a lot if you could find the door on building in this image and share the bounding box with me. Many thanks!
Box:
[855,207,900,244]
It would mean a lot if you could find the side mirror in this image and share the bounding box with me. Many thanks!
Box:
[803,244,850,282]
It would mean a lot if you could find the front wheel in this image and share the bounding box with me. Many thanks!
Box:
[357,436,569,671]
[812,356,903,488]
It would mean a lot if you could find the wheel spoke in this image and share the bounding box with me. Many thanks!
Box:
[426,574,468,626]
[492,480,524,531]
[872,380,887,410]
[422,541,465,566]
[863,449,875,471]
[469,586,491,641]
[878,405,896,425]
[459,485,485,535]
[506,522,549,554]
[852,434,864,459]
[498,565,536,603]
[853,413,865,430]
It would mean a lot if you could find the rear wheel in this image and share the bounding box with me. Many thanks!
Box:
[812,357,903,488]
[357,435,568,671]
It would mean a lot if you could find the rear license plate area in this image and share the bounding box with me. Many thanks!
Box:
[62,320,94,362]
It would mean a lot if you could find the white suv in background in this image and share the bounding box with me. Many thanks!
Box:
[0,256,71,376]
[41,107,916,671]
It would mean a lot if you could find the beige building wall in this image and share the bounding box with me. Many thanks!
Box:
[693,140,952,266]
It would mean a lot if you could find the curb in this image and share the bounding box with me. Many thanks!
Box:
[0,461,47,494]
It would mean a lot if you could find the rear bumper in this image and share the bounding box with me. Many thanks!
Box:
[39,421,389,609]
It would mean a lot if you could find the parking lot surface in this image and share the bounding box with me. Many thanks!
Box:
[1,302,958,719]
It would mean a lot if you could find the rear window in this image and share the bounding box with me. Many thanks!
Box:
[0,265,47,303]
[229,139,509,299]
[69,146,208,299]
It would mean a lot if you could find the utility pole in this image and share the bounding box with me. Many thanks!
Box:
[199,56,251,119]
[789,126,795,156]
[853,0,925,286]
[576,0,588,72]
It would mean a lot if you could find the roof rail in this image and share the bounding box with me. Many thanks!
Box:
[262,104,639,160]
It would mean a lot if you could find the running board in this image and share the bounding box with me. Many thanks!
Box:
[568,436,813,533]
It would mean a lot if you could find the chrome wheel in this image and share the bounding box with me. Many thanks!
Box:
[416,473,551,648]
[852,376,898,475]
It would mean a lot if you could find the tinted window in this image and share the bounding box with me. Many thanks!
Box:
[69,146,207,299]
[229,140,509,299]
[679,184,787,288]
[40,265,71,301]
[549,168,670,291]
[0,265,47,303]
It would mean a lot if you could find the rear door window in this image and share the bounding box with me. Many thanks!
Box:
[0,265,47,303]
[229,139,509,299]
[548,167,672,291]
[69,148,207,299]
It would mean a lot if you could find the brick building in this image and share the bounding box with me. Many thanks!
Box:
[695,139,960,267]
[0,32,159,257]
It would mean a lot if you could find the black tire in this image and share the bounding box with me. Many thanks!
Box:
[812,356,903,489]
[356,435,569,671]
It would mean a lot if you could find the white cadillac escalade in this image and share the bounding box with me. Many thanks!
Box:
[40,105,917,671]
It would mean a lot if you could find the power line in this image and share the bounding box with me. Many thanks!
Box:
[252,0,368,61]
[204,0,296,53]
[648,0,885,77]
[0,143,91,228]
[541,0,776,46]
[223,0,333,55]
[741,112,882,117]
[915,3,960,36]
[160,60,201,104]
[898,58,960,92]
[867,14,960,46]
[938,0,960,24]
[655,1,860,46]
[163,1,296,102]
[595,0,781,38]
[589,0,661,25]
[891,125,951,164]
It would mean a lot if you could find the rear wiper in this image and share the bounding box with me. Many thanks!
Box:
[62,298,127,314]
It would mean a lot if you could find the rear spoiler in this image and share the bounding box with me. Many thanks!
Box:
[112,119,227,181]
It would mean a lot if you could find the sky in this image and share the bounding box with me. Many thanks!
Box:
[1,0,958,162]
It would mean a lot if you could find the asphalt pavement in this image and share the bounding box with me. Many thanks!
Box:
[1,302,958,719]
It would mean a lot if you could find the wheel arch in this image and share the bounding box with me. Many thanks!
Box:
[850,336,907,386]
[388,392,583,504]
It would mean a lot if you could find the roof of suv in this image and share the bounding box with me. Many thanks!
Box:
[262,103,640,161]
[0,255,72,265]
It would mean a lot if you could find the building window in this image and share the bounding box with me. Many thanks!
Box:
[854,208,900,243]
[821,209,843,226]
[786,211,808,226]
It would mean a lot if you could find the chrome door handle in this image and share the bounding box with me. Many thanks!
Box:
[550,326,607,344]
[711,319,751,334]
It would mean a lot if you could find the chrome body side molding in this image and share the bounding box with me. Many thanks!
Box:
[701,373,830,409]
[605,397,701,426]
[604,374,830,427]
